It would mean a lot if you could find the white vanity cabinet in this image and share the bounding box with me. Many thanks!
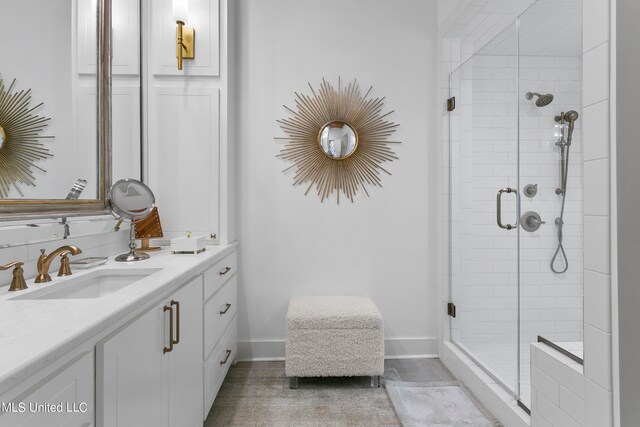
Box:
[97,275,203,427]
[0,352,94,427]
[0,246,238,427]
[202,251,238,417]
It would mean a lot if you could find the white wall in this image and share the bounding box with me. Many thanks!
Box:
[235,0,439,359]
[143,0,235,244]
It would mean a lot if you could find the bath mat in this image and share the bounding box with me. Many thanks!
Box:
[385,381,497,426]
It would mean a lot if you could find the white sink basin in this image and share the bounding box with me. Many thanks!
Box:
[12,268,161,300]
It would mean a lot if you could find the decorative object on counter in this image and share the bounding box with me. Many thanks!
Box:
[68,256,108,270]
[134,207,164,252]
[276,77,400,204]
[0,77,53,198]
[0,261,27,291]
[108,178,156,262]
[173,0,195,70]
[171,231,206,254]
[35,245,83,283]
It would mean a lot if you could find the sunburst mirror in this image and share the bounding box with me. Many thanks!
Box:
[276,78,400,203]
[0,78,52,198]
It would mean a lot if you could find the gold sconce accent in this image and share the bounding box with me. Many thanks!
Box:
[174,0,195,70]
[276,78,400,203]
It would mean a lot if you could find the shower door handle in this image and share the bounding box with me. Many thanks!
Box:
[497,188,518,230]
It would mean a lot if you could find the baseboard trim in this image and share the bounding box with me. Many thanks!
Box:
[236,337,438,362]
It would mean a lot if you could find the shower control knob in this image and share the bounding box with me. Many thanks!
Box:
[523,184,538,198]
[521,211,546,232]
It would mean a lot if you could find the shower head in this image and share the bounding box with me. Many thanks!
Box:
[526,92,554,107]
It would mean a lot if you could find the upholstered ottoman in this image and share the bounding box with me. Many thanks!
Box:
[285,296,384,388]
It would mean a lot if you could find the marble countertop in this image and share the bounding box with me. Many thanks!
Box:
[0,244,236,396]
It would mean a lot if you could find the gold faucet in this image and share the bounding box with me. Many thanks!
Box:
[0,261,27,291]
[35,246,82,283]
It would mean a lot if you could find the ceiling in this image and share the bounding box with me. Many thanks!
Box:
[444,0,582,57]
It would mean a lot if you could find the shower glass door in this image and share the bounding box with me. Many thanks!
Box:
[448,0,583,411]
[448,22,520,395]
[517,0,583,408]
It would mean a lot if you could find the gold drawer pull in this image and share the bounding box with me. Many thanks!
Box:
[219,266,231,275]
[171,300,180,345]
[220,349,232,365]
[219,303,232,315]
[163,305,174,354]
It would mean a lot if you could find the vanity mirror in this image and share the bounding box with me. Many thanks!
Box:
[0,0,142,236]
[108,179,155,262]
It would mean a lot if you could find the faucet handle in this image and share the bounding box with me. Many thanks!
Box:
[0,262,28,292]
[0,261,23,271]
[58,254,72,277]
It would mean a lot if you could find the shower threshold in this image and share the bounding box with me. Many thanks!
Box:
[441,341,531,427]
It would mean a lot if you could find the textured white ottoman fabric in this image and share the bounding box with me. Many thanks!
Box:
[285,296,385,380]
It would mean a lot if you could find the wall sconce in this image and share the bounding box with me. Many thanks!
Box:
[173,0,195,70]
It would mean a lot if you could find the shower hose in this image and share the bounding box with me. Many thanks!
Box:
[551,145,570,274]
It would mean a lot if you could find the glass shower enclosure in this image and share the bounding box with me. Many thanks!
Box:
[447,0,582,410]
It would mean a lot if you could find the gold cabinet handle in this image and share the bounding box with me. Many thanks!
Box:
[219,266,231,275]
[171,300,180,345]
[220,349,232,365]
[163,305,174,354]
[219,303,232,315]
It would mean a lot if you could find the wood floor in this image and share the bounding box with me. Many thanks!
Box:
[204,358,457,426]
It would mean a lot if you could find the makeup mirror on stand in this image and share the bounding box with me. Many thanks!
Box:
[108,179,155,262]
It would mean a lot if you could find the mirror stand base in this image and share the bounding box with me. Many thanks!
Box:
[115,250,150,262]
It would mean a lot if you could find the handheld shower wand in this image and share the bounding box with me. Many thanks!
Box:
[564,110,579,145]
[551,111,579,274]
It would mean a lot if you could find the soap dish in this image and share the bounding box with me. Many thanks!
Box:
[69,257,108,269]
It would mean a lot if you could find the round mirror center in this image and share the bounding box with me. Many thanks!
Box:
[318,121,358,159]
[0,125,5,149]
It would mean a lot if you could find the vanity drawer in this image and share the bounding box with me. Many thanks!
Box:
[204,314,237,417]
[203,251,237,302]
[204,275,237,360]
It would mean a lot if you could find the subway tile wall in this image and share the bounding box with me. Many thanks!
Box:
[531,343,586,427]
[450,52,583,352]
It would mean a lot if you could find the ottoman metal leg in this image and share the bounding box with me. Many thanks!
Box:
[371,375,380,388]
[289,376,298,389]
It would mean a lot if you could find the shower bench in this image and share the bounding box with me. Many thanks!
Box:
[285,295,385,388]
